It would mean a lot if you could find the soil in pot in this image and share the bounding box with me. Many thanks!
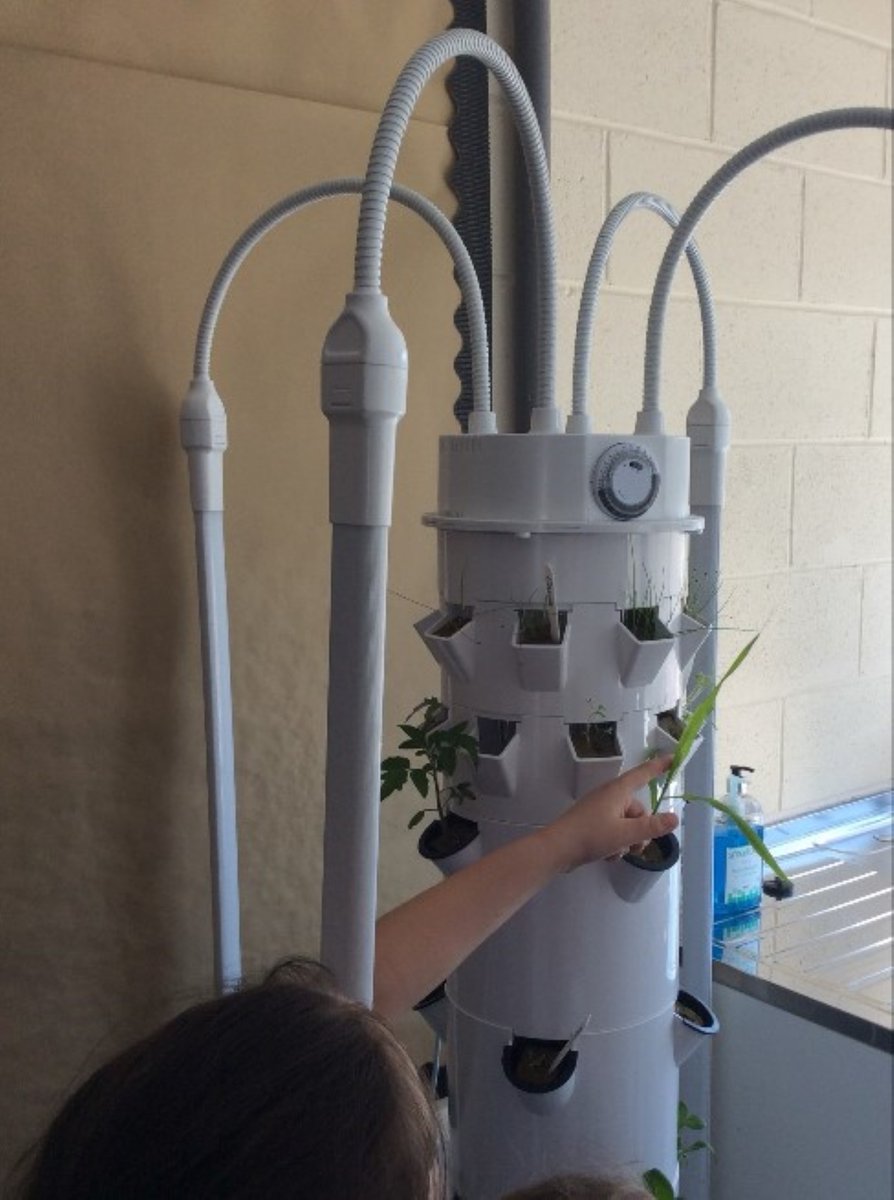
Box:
[657,709,685,741]
[622,605,671,642]
[417,811,479,861]
[478,717,517,756]
[570,720,620,758]
[430,609,472,639]
[503,1036,577,1093]
[675,992,714,1028]
[623,832,680,871]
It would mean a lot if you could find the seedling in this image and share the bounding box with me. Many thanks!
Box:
[380,697,479,829]
[643,1101,714,1199]
[517,564,565,645]
[570,702,620,758]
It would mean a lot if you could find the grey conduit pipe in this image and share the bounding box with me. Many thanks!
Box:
[570,191,715,432]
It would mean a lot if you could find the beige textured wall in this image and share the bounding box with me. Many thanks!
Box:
[534,0,891,815]
[0,1,456,1174]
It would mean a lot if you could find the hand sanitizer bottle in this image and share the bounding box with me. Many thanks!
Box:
[713,765,765,920]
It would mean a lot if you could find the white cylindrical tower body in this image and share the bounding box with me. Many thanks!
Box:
[420,432,706,1199]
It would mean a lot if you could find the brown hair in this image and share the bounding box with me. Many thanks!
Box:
[502,1174,652,1200]
[12,960,443,1200]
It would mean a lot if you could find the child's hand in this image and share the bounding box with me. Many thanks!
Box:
[539,755,678,872]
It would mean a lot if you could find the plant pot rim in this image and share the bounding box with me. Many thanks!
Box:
[675,989,718,1032]
[501,1040,578,1095]
[622,831,680,872]
[417,812,479,862]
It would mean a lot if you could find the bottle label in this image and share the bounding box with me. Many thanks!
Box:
[724,842,761,907]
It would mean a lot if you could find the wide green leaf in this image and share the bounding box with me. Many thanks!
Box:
[409,768,430,798]
[684,793,790,884]
[642,1168,675,1200]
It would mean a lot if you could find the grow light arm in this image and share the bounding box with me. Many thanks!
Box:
[320,292,408,1005]
[180,378,242,993]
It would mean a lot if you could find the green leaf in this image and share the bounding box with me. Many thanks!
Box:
[684,792,791,884]
[439,746,457,777]
[682,1140,713,1158]
[397,727,427,751]
[657,634,758,809]
[678,1103,705,1131]
[407,810,427,829]
[642,1168,675,1200]
[409,768,430,798]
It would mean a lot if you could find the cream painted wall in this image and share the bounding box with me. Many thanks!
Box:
[495,0,891,816]
[0,0,457,1175]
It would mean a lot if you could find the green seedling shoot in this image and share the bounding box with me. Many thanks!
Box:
[643,1102,714,1199]
[380,696,479,829]
[647,634,790,886]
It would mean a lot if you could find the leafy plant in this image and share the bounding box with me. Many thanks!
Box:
[646,635,790,886]
[380,697,479,829]
[643,1102,714,1199]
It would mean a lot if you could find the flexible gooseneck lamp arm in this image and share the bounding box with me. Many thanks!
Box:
[320,28,556,1004]
[569,191,716,433]
[182,180,489,995]
[350,28,557,426]
[634,106,894,1200]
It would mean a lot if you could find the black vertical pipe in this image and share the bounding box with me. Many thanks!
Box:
[511,2,551,431]
[447,0,492,431]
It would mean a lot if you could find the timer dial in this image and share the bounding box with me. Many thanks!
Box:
[592,443,660,520]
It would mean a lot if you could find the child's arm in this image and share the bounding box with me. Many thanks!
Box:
[372,756,676,1021]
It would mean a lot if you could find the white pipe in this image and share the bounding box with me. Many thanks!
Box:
[320,292,407,1004]
[191,178,492,424]
[193,510,242,992]
[570,191,716,433]
[181,378,241,993]
[638,106,894,433]
[321,524,392,1005]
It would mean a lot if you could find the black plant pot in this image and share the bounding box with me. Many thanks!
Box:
[502,1035,578,1112]
[609,832,681,902]
[417,812,480,874]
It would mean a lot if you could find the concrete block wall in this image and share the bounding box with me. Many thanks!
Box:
[496,0,892,816]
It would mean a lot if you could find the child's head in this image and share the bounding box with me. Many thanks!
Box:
[502,1174,653,1200]
[14,960,443,1200]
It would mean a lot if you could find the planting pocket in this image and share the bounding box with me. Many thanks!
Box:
[512,610,570,692]
[615,611,676,688]
[415,608,476,682]
[501,1034,578,1113]
[610,832,681,903]
[475,718,520,797]
[566,722,623,795]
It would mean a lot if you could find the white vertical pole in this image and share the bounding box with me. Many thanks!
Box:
[182,378,242,993]
[680,384,730,1200]
[320,293,407,1005]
